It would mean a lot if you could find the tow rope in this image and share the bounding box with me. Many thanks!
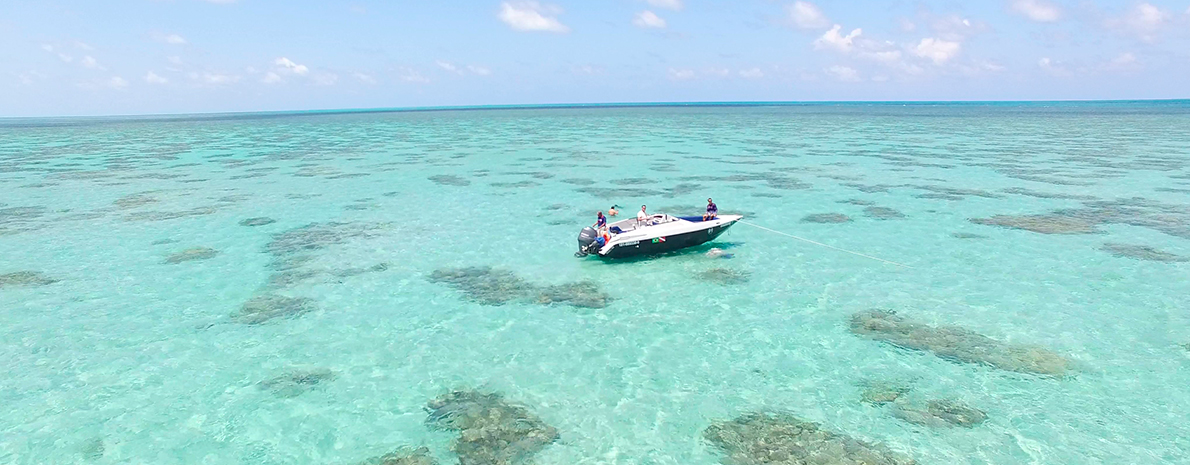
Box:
[738,220,913,269]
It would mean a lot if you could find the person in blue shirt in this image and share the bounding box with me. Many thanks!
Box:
[595,211,607,229]
[703,198,718,220]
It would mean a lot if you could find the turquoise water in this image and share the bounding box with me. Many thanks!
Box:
[2,103,1189,464]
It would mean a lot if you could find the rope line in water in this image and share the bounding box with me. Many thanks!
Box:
[737,220,913,269]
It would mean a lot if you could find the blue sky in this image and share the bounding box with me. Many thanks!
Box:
[2,0,1188,116]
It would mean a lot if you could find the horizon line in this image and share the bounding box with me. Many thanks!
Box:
[4,98,1189,121]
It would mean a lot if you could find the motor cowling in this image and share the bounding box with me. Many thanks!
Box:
[576,227,600,257]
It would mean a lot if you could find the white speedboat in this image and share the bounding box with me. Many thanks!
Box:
[576,213,742,259]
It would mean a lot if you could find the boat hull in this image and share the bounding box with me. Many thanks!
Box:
[599,220,737,259]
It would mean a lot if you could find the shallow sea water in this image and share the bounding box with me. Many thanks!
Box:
[2,103,1190,464]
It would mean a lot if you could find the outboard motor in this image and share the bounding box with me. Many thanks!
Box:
[576,227,602,257]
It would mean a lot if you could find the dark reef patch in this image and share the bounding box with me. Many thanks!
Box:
[575,187,664,199]
[426,390,559,465]
[612,177,655,185]
[259,368,336,398]
[891,400,987,429]
[849,309,1072,376]
[490,181,539,188]
[535,281,611,308]
[239,217,276,227]
[429,267,533,306]
[696,268,751,285]
[950,233,987,239]
[429,175,471,187]
[233,294,316,324]
[703,412,915,465]
[1100,243,1187,262]
[165,247,219,264]
[864,207,905,220]
[0,271,59,288]
[801,213,852,224]
[124,206,219,222]
[430,267,611,309]
[560,178,596,186]
[355,447,437,465]
[970,214,1099,234]
[114,193,159,209]
[1001,188,1097,201]
[859,381,910,405]
[266,222,386,257]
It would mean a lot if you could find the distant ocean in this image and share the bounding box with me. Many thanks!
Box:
[2,102,1188,464]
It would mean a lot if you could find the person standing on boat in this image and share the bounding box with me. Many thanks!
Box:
[595,211,607,230]
[638,205,649,226]
[703,198,718,220]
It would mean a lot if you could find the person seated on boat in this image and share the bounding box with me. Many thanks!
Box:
[638,205,650,226]
[609,205,619,216]
[703,198,718,220]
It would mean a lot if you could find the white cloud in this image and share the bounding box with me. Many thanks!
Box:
[738,68,764,78]
[107,76,129,89]
[1011,0,1062,22]
[398,68,430,83]
[436,61,491,76]
[167,55,183,65]
[498,2,569,33]
[74,41,94,51]
[814,25,862,53]
[164,34,187,45]
[930,14,986,41]
[262,72,282,84]
[1038,56,1071,76]
[825,65,860,82]
[41,44,54,52]
[353,72,377,84]
[863,50,903,64]
[634,10,667,28]
[788,2,830,30]
[274,57,309,75]
[1105,52,1140,71]
[1107,3,1169,41]
[58,54,73,63]
[144,71,168,84]
[668,68,695,80]
[646,0,683,11]
[14,70,47,85]
[194,72,239,85]
[911,38,961,64]
[81,56,102,69]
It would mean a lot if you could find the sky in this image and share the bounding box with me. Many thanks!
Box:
[1,0,1189,116]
